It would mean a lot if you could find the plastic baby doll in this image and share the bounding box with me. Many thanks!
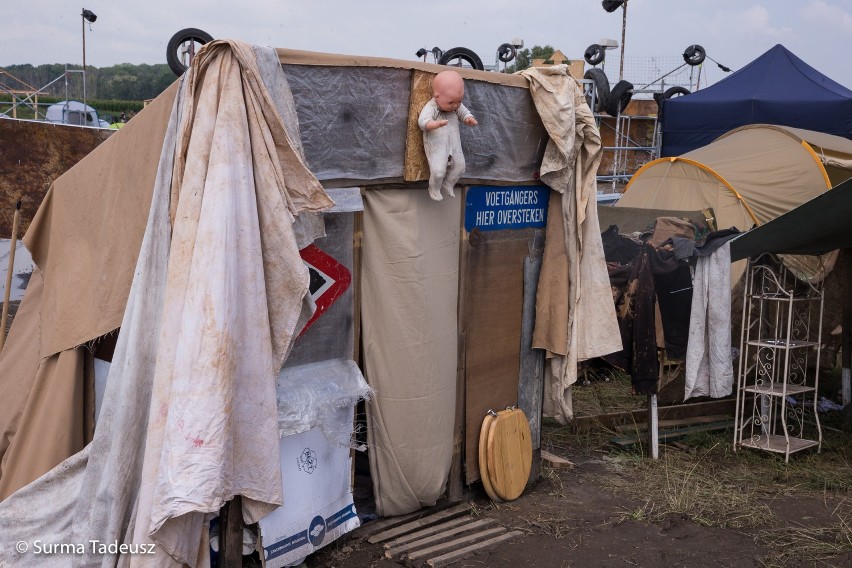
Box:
[417,70,478,201]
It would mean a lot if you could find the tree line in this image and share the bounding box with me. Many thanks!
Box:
[2,45,558,107]
[2,63,177,102]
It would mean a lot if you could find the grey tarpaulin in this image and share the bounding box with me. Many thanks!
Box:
[283,65,548,185]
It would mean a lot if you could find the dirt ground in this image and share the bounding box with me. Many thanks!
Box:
[309,401,852,568]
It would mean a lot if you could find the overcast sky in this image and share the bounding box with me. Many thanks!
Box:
[3,1,852,89]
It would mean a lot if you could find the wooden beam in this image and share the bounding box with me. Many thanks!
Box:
[350,508,427,540]
[610,420,735,448]
[425,530,525,567]
[518,233,545,487]
[541,450,574,470]
[842,249,851,406]
[385,518,496,559]
[407,526,507,562]
[448,194,470,502]
[614,414,733,432]
[367,503,471,544]
[219,495,243,567]
[570,398,736,433]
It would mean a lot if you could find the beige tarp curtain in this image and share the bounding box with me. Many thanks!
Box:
[361,189,460,516]
[522,66,622,423]
[0,81,178,501]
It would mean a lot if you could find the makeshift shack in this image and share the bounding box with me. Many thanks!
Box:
[660,44,852,156]
[0,41,619,566]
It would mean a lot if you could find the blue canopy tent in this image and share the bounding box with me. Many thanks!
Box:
[661,44,852,157]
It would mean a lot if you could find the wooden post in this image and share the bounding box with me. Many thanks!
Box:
[518,230,545,485]
[0,200,21,350]
[219,495,244,567]
[647,394,659,459]
[448,189,470,501]
[842,249,851,406]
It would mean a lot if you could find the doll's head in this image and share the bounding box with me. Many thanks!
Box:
[432,70,465,112]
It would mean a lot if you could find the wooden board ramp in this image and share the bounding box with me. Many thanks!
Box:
[363,503,523,566]
[368,503,472,544]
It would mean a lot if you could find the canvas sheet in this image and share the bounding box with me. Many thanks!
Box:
[0,266,94,501]
[522,66,622,424]
[361,189,460,516]
[0,41,331,567]
[0,79,179,500]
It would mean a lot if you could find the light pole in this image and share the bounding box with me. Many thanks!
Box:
[601,0,628,81]
[81,8,97,110]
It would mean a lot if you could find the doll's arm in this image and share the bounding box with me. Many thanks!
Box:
[418,100,448,131]
[457,103,477,126]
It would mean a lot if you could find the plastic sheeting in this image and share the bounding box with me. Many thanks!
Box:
[283,65,547,184]
[276,358,372,445]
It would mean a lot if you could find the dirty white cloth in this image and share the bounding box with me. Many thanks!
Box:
[0,40,332,567]
[522,66,622,424]
[685,241,734,399]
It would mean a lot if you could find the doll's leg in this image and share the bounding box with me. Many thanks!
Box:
[427,154,449,201]
[441,152,465,198]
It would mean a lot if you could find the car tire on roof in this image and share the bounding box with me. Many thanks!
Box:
[606,80,634,116]
[584,68,611,113]
[584,44,605,66]
[438,47,485,71]
[167,28,214,76]
[683,45,706,66]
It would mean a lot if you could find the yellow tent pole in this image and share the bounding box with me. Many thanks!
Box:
[666,157,761,227]
[800,141,832,189]
[622,157,675,192]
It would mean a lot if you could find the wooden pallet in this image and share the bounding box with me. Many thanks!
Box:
[357,503,523,566]
[610,419,735,448]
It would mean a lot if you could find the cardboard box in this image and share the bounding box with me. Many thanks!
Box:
[259,406,359,567]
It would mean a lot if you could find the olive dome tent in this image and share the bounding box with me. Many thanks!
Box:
[618,124,852,234]
[660,44,852,157]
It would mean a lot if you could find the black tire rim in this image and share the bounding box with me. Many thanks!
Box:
[683,45,706,66]
[584,44,605,66]
[497,43,517,63]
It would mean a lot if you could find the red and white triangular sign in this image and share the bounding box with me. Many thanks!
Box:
[298,244,352,336]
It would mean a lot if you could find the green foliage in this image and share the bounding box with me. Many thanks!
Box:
[505,44,556,73]
[1,62,176,102]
